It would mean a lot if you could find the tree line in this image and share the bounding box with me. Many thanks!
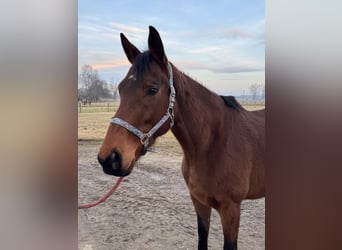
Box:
[78,64,264,105]
[78,65,118,105]
[249,83,265,102]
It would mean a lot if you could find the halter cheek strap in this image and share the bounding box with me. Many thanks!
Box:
[110,62,176,152]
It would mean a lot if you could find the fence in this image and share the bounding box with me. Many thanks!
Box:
[78,100,265,113]
[78,101,119,113]
[238,100,265,106]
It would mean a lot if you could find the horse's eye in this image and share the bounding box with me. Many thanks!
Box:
[147,87,158,96]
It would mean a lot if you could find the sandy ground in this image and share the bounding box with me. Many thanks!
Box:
[78,141,264,250]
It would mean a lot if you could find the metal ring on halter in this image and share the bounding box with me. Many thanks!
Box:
[140,134,149,147]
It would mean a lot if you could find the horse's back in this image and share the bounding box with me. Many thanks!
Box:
[251,108,265,118]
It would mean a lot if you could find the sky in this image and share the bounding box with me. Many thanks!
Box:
[78,0,264,96]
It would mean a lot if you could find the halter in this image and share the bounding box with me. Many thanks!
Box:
[110,62,176,153]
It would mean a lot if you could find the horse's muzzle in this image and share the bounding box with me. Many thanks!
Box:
[98,151,131,176]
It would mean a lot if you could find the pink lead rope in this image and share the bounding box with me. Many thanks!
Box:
[78,177,124,209]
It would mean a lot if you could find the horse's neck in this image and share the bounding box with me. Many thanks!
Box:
[170,69,232,157]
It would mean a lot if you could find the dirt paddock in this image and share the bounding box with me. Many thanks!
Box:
[78,141,264,250]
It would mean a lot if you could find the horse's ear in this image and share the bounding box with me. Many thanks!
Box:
[120,33,141,64]
[148,26,167,66]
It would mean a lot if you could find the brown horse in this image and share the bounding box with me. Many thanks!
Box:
[98,26,265,250]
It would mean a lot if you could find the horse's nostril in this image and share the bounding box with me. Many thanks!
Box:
[104,151,122,169]
[110,152,121,169]
[108,152,115,161]
[111,151,121,163]
[98,151,124,176]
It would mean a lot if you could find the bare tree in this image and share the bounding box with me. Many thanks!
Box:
[249,83,262,104]
[79,65,98,89]
[78,65,111,104]
[109,78,119,101]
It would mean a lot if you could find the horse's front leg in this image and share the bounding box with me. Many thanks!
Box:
[218,201,241,250]
[191,195,212,250]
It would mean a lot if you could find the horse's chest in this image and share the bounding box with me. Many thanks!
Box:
[182,159,249,207]
[182,165,222,208]
[190,177,222,209]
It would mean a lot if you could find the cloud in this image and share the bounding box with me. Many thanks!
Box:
[219,28,264,41]
[219,19,265,41]
[91,59,129,70]
[222,28,260,39]
[78,22,121,43]
[187,46,220,54]
[210,65,264,74]
[106,22,150,46]
[108,22,145,34]
[78,24,102,33]
[176,60,264,74]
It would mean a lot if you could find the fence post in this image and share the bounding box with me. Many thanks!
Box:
[79,102,81,113]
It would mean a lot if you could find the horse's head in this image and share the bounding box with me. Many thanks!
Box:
[98,26,174,176]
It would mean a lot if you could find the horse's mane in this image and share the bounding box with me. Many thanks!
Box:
[220,95,244,111]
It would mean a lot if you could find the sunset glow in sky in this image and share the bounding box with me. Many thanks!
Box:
[79,0,264,96]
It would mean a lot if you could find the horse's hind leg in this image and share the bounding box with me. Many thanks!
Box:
[191,195,212,250]
[218,201,241,250]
